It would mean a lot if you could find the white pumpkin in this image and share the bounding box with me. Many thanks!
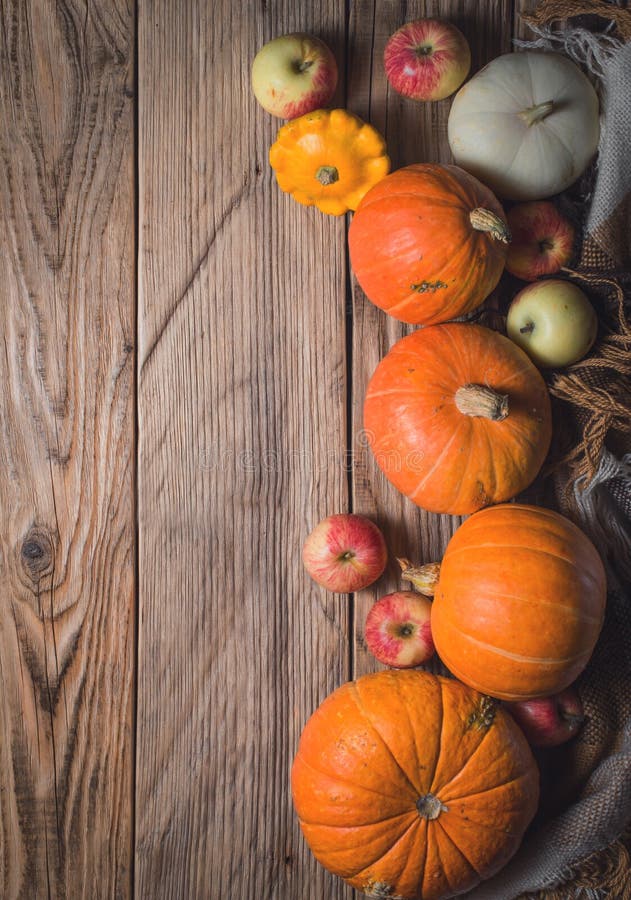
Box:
[447,51,600,201]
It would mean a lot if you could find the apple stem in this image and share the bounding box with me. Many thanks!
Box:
[415,44,433,57]
[520,322,535,335]
[397,558,440,597]
[294,59,314,74]
[519,99,554,126]
[469,208,511,243]
[315,165,339,186]
[454,384,509,421]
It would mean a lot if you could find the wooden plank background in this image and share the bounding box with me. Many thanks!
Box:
[0,0,135,896]
[0,0,587,898]
[135,2,350,897]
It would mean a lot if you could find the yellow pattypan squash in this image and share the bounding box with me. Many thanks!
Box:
[269,108,390,216]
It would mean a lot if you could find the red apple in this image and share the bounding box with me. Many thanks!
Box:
[365,591,434,668]
[251,33,338,119]
[506,201,575,281]
[302,514,387,593]
[384,19,471,102]
[506,688,585,748]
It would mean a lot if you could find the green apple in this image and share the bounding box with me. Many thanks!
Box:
[507,279,598,368]
[251,33,338,119]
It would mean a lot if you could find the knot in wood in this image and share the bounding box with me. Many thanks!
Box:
[20,527,54,581]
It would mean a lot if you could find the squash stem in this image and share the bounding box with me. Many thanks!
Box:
[519,99,554,126]
[397,558,440,597]
[416,793,448,820]
[315,165,339,186]
[469,208,511,243]
[455,384,509,421]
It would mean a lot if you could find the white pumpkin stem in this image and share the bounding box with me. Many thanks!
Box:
[397,557,440,597]
[519,99,554,127]
[455,383,509,421]
[469,208,511,244]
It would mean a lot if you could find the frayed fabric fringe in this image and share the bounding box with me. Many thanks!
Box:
[520,825,631,899]
[515,19,623,78]
[518,0,631,45]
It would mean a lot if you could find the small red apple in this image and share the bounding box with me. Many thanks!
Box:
[506,688,585,748]
[365,591,434,668]
[384,19,471,102]
[302,514,387,593]
[251,33,338,119]
[506,201,575,282]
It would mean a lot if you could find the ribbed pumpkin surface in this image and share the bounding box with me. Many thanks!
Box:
[292,670,539,900]
[348,163,509,325]
[431,504,607,700]
[363,323,552,515]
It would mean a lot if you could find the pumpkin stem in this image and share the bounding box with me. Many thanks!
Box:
[455,384,509,421]
[469,208,511,243]
[519,99,555,126]
[397,557,440,597]
[416,793,448,820]
[315,165,340,186]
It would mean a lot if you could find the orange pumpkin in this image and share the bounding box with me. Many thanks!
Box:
[292,670,539,900]
[348,163,510,325]
[427,504,607,700]
[363,323,552,515]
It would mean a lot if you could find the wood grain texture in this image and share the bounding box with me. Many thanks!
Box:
[347,0,515,678]
[136,2,351,897]
[513,0,542,42]
[0,0,135,897]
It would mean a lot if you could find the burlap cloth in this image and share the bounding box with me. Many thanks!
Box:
[462,3,631,898]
